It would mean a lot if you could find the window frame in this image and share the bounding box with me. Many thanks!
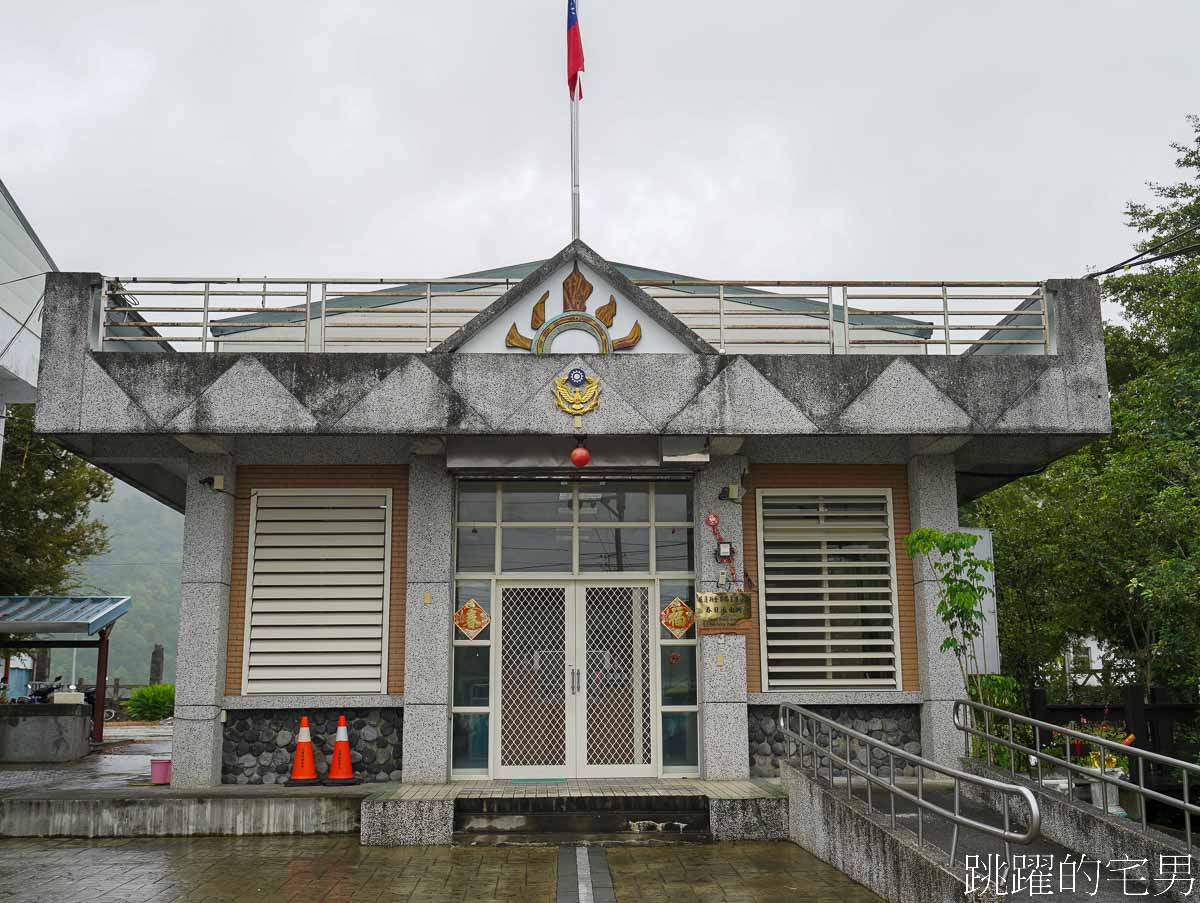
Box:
[451,480,698,778]
[240,486,393,696]
[453,481,694,579]
[755,487,903,692]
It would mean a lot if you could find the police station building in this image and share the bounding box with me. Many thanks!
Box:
[34,238,1109,787]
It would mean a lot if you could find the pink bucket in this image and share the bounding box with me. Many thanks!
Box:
[150,757,172,785]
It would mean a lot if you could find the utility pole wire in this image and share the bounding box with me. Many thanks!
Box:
[1085,221,1200,278]
[1086,242,1200,279]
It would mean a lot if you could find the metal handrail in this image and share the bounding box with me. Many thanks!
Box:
[954,699,1198,854]
[779,703,1040,869]
[99,275,1051,356]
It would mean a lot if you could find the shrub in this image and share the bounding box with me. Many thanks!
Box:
[127,683,175,721]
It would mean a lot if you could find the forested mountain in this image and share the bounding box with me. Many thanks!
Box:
[52,480,183,686]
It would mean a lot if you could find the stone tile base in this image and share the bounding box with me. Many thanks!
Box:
[359,798,454,846]
[222,708,402,785]
[709,797,789,841]
[750,704,921,778]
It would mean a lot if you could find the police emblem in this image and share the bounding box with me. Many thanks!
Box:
[553,370,601,417]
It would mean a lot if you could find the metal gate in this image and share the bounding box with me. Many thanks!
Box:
[495,582,656,778]
[496,585,570,777]
[579,585,655,777]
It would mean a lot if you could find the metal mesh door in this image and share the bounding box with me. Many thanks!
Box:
[583,586,653,768]
[499,586,567,769]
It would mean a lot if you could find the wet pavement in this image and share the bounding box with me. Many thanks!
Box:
[605,843,883,902]
[0,836,882,902]
[0,724,172,794]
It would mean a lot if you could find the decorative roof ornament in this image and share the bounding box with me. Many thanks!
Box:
[505,265,642,354]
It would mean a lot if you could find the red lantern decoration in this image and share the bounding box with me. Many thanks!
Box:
[570,445,591,467]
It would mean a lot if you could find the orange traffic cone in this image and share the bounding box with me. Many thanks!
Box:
[323,714,360,785]
[285,715,321,786]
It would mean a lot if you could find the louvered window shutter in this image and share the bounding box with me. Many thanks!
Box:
[242,489,391,694]
[757,490,900,689]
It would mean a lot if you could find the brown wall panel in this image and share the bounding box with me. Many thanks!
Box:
[738,464,918,694]
[223,465,410,697]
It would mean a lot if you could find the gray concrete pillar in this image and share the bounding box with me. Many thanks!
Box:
[400,455,454,783]
[694,456,750,780]
[700,633,749,780]
[171,453,236,787]
[693,455,747,594]
[907,454,966,766]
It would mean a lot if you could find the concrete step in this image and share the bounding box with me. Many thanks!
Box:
[454,793,709,835]
[454,830,712,846]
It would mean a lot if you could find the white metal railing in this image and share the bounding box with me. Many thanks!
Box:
[954,699,1199,856]
[780,703,1041,870]
[99,276,1050,355]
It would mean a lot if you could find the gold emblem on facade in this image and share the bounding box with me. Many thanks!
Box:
[506,265,642,354]
[552,373,601,417]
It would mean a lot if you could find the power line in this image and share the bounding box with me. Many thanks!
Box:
[1086,221,1200,278]
[1116,241,1200,271]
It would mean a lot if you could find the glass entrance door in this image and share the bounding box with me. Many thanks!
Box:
[494,581,656,778]
[576,583,656,778]
[495,584,571,778]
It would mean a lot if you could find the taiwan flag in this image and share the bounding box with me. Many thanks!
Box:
[567,0,585,99]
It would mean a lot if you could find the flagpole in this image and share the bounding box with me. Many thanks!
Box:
[570,77,581,240]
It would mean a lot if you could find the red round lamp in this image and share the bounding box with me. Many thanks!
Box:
[570,445,591,468]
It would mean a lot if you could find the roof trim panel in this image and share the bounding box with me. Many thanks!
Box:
[435,239,714,354]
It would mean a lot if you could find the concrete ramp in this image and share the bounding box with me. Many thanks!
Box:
[782,761,968,902]
[783,759,1154,901]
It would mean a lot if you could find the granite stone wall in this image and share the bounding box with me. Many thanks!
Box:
[222,708,403,784]
[749,704,921,777]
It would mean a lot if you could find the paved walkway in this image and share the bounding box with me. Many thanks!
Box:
[0,836,882,902]
[0,724,172,794]
[605,843,882,902]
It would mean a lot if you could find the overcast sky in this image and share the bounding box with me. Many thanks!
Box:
[3,2,1198,284]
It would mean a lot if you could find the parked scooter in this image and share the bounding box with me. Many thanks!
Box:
[18,676,115,720]
[28,675,64,703]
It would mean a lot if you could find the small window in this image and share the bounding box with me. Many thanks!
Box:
[757,489,900,690]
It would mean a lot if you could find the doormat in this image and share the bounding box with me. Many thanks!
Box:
[510,778,567,784]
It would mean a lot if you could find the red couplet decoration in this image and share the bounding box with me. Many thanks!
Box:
[570,445,591,467]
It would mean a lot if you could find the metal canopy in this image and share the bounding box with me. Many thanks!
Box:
[0,596,131,635]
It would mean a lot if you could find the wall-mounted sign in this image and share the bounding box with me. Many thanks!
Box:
[695,591,752,628]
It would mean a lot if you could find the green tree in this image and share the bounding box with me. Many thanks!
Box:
[904,528,993,701]
[1,404,112,667]
[967,116,1200,698]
